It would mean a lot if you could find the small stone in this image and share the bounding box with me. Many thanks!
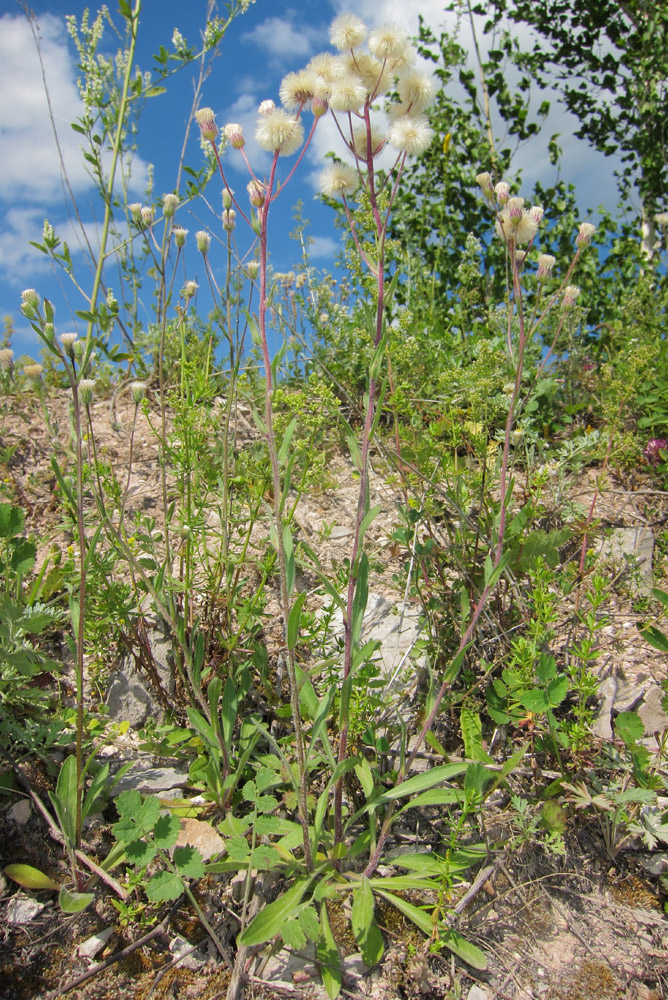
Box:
[111,765,190,797]
[169,935,207,970]
[78,927,114,960]
[173,818,225,861]
[6,893,46,924]
[329,525,354,539]
[638,852,668,876]
[638,686,668,742]
[8,799,32,825]
[467,987,491,1000]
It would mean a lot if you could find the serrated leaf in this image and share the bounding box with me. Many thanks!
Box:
[59,887,94,913]
[614,711,645,746]
[173,846,205,879]
[153,812,180,848]
[125,840,156,867]
[298,905,321,942]
[145,870,183,902]
[4,864,60,891]
[282,916,307,950]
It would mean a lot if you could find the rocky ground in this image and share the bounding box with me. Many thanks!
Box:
[1,386,667,1000]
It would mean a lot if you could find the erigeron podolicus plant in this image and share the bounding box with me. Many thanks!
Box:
[195,13,437,864]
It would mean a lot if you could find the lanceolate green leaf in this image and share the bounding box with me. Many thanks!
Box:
[317,901,342,999]
[238,878,313,947]
[375,890,487,970]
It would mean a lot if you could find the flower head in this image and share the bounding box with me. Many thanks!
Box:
[329,13,367,50]
[475,171,494,196]
[387,115,433,156]
[141,205,154,227]
[59,332,77,357]
[21,289,40,316]
[643,438,668,466]
[128,203,143,224]
[319,163,359,198]
[536,253,556,281]
[183,280,199,300]
[562,285,581,309]
[247,261,260,279]
[576,222,596,247]
[352,124,385,159]
[224,122,245,148]
[529,205,544,225]
[195,107,218,142]
[495,206,539,246]
[23,363,43,379]
[255,109,304,156]
[343,52,388,97]
[258,99,276,115]
[0,348,14,370]
[222,209,236,232]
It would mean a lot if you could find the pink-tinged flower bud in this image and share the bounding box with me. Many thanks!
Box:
[196,230,211,253]
[530,205,544,225]
[163,193,179,217]
[78,378,96,405]
[224,122,245,148]
[576,222,596,246]
[495,181,510,204]
[475,171,494,196]
[515,250,527,267]
[562,284,581,309]
[222,209,236,232]
[222,187,233,209]
[141,205,154,227]
[507,196,525,221]
[128,202,143,224]
[247,261,259,279]
[195,107,218,141]
[643,438,668,466]
[312,95,329,118]
[183,280,199,299]
[247,179,266,207]
[258,99,275,115]
[173,226,188,247]
[536,254,556,281]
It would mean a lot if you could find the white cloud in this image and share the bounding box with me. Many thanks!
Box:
[308,234,340,258]
[242,13,322,61]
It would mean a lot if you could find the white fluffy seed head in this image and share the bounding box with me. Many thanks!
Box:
[495,207,539,245]
[329,76,367,113]
[255,109,304,156]
[319,163,359,197]
[387,115,434,156]
[352,124,386,160]
[279,70,318,111]
[397,70,437,111]
[343,52,389,97]
[329,13,367,50]
[368,24,408,61]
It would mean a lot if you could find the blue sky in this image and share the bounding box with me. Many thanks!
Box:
[0,0,624,361]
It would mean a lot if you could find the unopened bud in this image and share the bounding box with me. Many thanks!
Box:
[59,332,78,357]
[222,209,236,232]
[247,179,266,208]
[224,123,245,148]
[183,280,199,299]
[258,99,275,115]
[195,107,218,142]
[128,203,143,224]
[312,96,328,118]
[196,230,211,253]
[247,261,259,279]
[78,378,96,404]
[130,381,146,404]
[530,205,544,225]
[163,193,179,217]
[495,181,510,204]
[576,222,596,247]
[141,205,154,227]
[536,254,556,281]
[507,196,524,221]
[173,226,188,248]
[476,171,494,195]
[21,288,40,310]
[562,284,581,309]
[222,187,233,210]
